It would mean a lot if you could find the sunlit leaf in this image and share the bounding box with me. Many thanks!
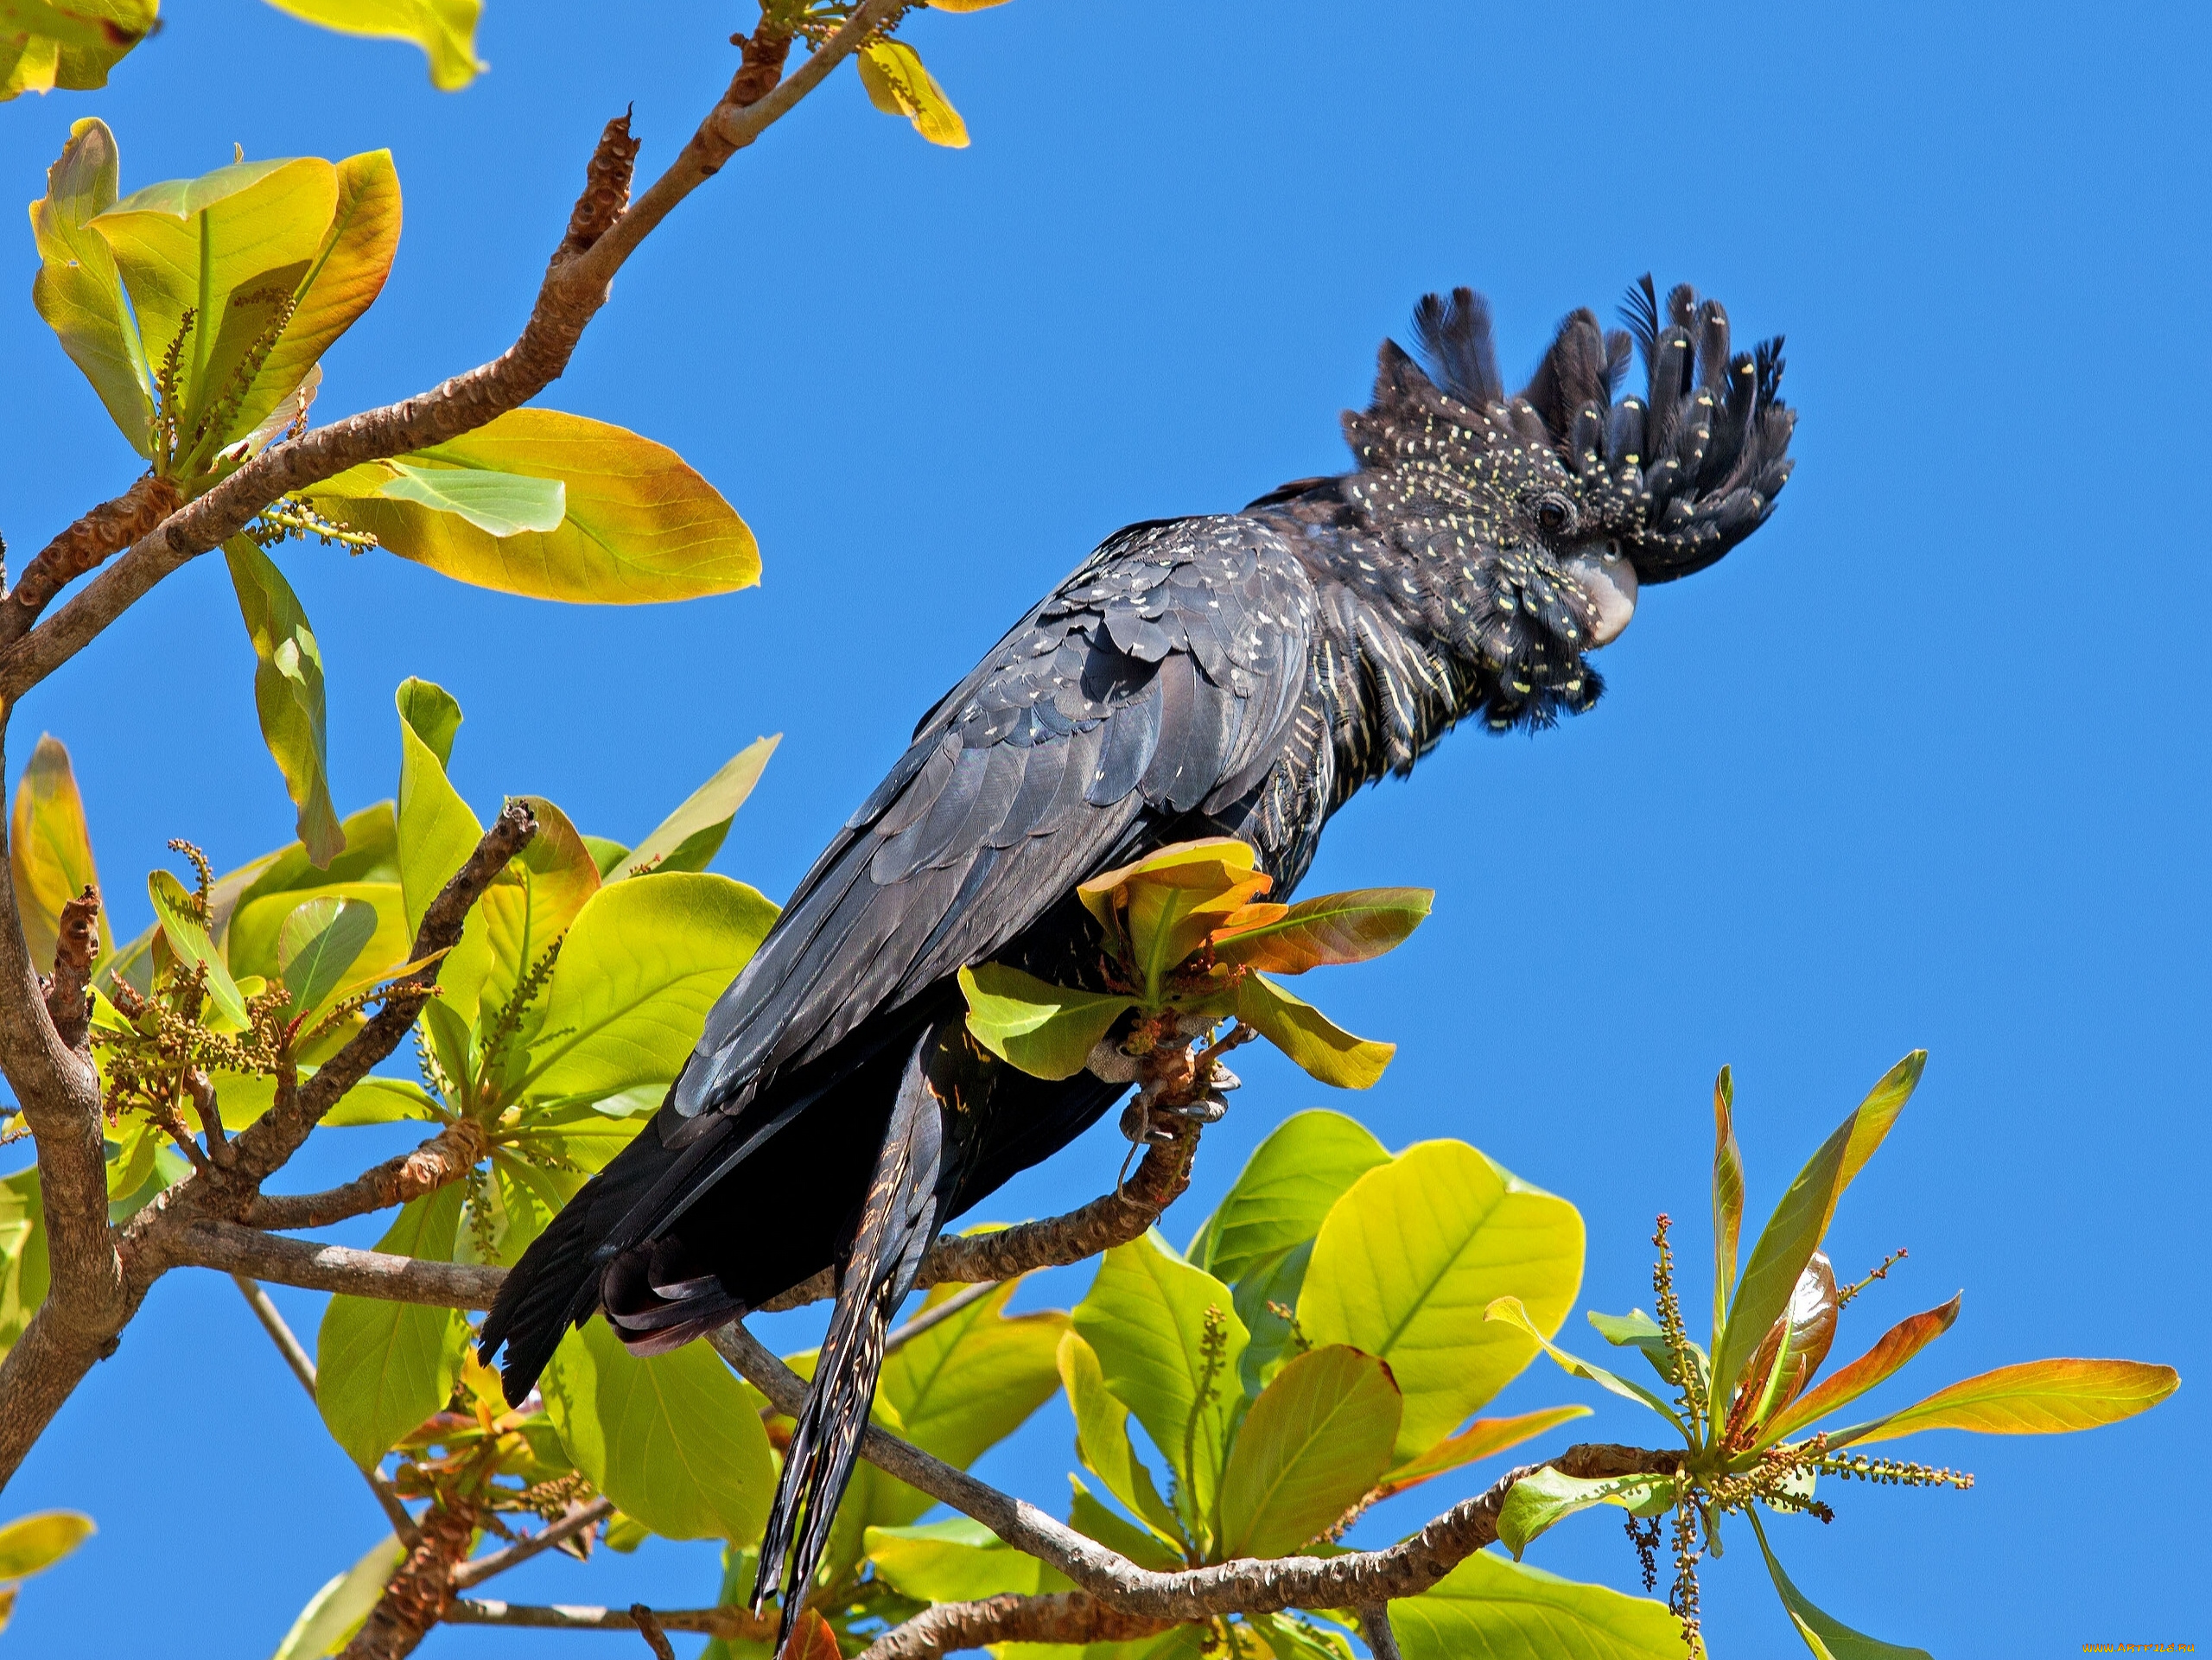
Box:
[1185,1109,1389,1285]
[270,1533,408,1660]
[9,733,111,974]
[542,1314,775,1542]
[1388,1550,1688,1660]
[0,1167,50,1365]
[1302,1142,1584,1460]
[1375,1403,1593,1500]
[260,0,485,90]
[1484,1296,1685,1436]
[1218,1345,1400,1559]
[373,461,565,535]
[225,537,344,867]
[959,962,1135,1081]
[612,735,779,881]
[315,1186,467,1469]
[1210,887,1431,976]
[0,1509,93,1579]
[1833,1358,2180,1447]
[320,1074,442,1128]
[1495,1466,1675,1560]
[29,118,153,452]
[1834,1052,1924,1205]
[864,1517,1061,1601]
[147,868,250,1028]
[276,894,378,1020]
[0,0,157,99]
[1750,1511,1930,1660]
[1712,1065,1742,1355]
[311,409,760,603]
[474,795,598,1066]
[857,39,969,147]
[1712,1110,1854,1422]
[1078,837,1268,999]
[1763,1294,1962,1446]
[1072,1236,1248,1534]
[1234,972,1393,1090]
[93,156,340,467]
[517,873,777,1103]
[1056,1331,1185,1552]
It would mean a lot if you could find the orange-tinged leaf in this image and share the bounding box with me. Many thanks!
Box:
[1727,1250,1838,1442]
[1077,836,1258,929]
[1211,886,1431,975]
[1832,1051,1924,1217]
[1374,1403,1593,1499]
[9,734,111,973]
[1763,1293,1961,1445]
[784,1608,842,1660]
[1837,1358,2180,1447]
[1711,1065,1742,1352]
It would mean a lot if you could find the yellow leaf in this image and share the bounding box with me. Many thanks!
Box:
[0,0,156,100]
[9,734,111,974]
[857,40,970,149]
[259,0,485,90]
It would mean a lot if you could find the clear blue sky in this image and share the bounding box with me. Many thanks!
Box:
[3,2,2204,1654]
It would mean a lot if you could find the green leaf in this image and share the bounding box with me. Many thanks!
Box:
[1057,1331,1186,1551]
[1835,1051,1924,1205]
[0,1509,92,1578]
[321,1075,442,1128]
[147,868,251,1028]
[1066,1472,1185,1571]
[1230,1237,1313,1396]
[1750,1510,1931,1660]
[29,118,153,453]
[1185,1109,1389,1285]
[857,40,970,147]
[516,873,778,1103]
[225,537,344,867]
[276,895,378,1018]
[376,461,565,535]
[1376,1403,1593,1499]
[1494,1466,1676,1560]
[311,408,760,603]
[1300,1142,1585,1460]
[612,735,779,881]
[0,0,156,99]
[315,1186,467,1468]
[259,0,485,89]
[1233,973,1393,1090]
[92,156,340,466]
[542,1314,774,1542]
[1484,1296,1686,1435]
[393,677,460,768]
[863,1517,1059,1601]
[1833,1358,2180,1447]
[1071,1237,1248,1534]
[1712,1065,1742,1355]
[0,1167,51,1365]
[10,733,111,974]
[474,794,599,1054]
[1209,887,1432,976]
[1387,1550,1690,1660]
[1246,1612,1357,1660]
[1762,1294,1961,1445]
[1217,1345,1400,1558]
[1713,1111,1854,1421]
[270,1533,407,1660]
[959,962,1135,1081]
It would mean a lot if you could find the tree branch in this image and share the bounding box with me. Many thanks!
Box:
[856,1592,1172,1659]
[448,1496,615,1590]
[0,0,906,705]
[0,473,181,646]
[759,1123,1199,1312]
[245,1120,489,1231]
[168,1221,507,1307]
[443,1599,775,1640]
[711,1319,1681,1626]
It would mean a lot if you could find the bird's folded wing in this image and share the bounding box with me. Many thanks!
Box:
[673,513,1317,1119]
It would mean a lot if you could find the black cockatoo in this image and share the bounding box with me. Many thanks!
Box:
[480,277,1794,1641]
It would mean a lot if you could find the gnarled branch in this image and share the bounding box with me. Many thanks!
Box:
[443,1599,774,1640]
[856,1592,1172,1659]
[245,1115,489,1231]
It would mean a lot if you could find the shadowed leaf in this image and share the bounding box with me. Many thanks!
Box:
[29,118,153,451]
[147,868,250,1028]
[960,962,1135,1081]
[315,1186,467,1469]
[276,894,378,1017]
[226,538,344,867]
[1057,1331,1185,1551]
[1496,1466,1675,1560]
[1389,1551,1688,1660]
[1751,1511,1931,1660]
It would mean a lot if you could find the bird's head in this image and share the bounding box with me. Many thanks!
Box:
[1306,278,1794,730]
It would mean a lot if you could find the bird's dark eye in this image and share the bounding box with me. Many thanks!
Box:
[1533,494,1574,535]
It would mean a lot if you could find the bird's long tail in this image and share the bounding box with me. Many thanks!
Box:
[753,1025,951,1648]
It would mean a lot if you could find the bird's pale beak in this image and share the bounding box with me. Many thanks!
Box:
[1564,548,1638,648]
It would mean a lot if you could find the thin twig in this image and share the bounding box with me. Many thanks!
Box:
[884,1276,1004,1357]
[442,1600,774,1639]
[230,1274,419,1542]
[629,1604,677,1660]
[1358,1606,1404,1660]
[448,1497,615,1590]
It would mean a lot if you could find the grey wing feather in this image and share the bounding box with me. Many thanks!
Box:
[673,515,1317,1120]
